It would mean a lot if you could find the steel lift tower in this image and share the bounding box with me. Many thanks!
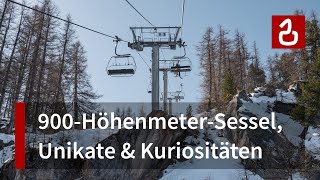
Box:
[128,27,182,111]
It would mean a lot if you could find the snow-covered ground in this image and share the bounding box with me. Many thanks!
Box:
[0,133,14,168]
[0,133,14,144]
[251,89,320,161]
[161,168,262,180]
[161,111,263,180]
[242,90,304,147]
[161,90,319,180]
[251,90,320,160]
[250,89,296,104]
[290,172,306,180]
[305,127,320,160]
[0,145,14,168]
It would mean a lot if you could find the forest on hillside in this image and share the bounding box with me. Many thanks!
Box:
[0,0,99,133]
[197,10,320,127]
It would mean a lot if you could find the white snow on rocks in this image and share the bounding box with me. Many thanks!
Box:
[305,127,320,160]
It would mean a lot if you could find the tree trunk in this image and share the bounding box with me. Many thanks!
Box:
[0,9,23,112]
[207,38,212,111]
[0,0,8,32]
[55,21,70,103]
[0,8,12,67]
[34,17,51,114]
[73,44,79,121]
[24,10,46,103]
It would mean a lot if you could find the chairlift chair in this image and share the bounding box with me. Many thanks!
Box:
[174,93,185,101]
[174,91,185,102]
[169,84,185,102]
[107,38,137,77]
[170,44,192,74]
[107,55,136,77]
[170,58,192,73]
[168,91,185,102]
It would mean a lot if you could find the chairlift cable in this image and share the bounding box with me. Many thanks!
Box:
[180,0,186,38]
[8,0,129,43]
[124,0,155,27]
[136,51,151,71]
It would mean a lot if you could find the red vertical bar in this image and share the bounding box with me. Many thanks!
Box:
[15,102,25,169]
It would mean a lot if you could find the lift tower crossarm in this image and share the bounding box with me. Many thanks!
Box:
[129,27,182,111]
[129,27,182,49]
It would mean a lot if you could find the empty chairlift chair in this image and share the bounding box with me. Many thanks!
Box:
[107,39,137,77]
[107,55,136,77]
[168,84,185,102]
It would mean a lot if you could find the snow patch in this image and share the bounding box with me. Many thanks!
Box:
[250,89,296,104]
[0,133,14,144]
[161,111,262,180]
[305,127,320,160]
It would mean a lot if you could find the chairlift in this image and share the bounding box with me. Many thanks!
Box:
[169,91,185,102]
[170,60,192,73]
[174,94,184,101]
[169,84,185,102]
[107,38,136,77]
[147,74,152,93]
[170,44,192,74]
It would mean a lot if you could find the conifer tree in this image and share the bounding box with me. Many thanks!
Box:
[222,69,236,102]
[297,48,320,126]
[138,104,146,117]
[247,42,266,90]
[186,104,193,119]
[125,106,132,117]
[292,12,320,127]
[0,0,100,132]
[197,27,216,110]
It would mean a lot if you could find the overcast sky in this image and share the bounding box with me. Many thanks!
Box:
[20,0,320,103]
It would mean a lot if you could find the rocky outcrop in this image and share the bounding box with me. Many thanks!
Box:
[273,101,296,115]
[0,140,13,151]
[238,90,253,102]
[264,84,276,97]
[224,92,318,179]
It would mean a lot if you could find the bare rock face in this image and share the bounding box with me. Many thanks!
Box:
[264,84,276,97]
[238,90,252,102]
[0,110,188,180]
[0,140,13,151]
